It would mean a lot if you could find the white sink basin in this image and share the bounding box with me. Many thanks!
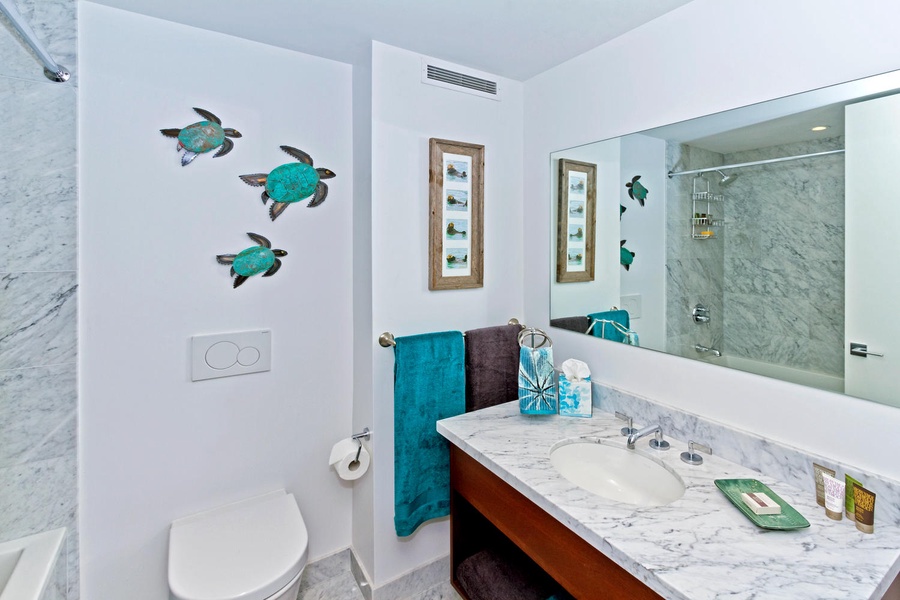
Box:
[550,441,685,506]
[0,528,66,600]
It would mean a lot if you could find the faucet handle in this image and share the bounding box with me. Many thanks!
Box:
[680,440,712,465]
[649,429,670,451]
[615,411,636,436]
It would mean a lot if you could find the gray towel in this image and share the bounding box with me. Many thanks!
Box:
[456,546,558,600]
[550,316,591,334]
[464,325,521,412]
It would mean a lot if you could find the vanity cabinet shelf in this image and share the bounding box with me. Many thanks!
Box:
[450,445,661,600]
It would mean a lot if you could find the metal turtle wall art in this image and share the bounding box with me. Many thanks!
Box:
[160,107,242,166]
[239,146,336,221]
[620,240,636,271]
[626,175,649,206]
[216,233,287,289]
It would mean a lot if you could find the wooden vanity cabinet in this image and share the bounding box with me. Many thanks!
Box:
[449,445,662,600]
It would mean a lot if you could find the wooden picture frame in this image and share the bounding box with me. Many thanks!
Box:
[556,158,597,283]
[429,138,484,290]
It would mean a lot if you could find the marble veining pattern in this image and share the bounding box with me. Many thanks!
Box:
[665,137,844,380]
[373,554,450,600]
[0,455,76,542]
[438,400,900,600]
[0,363,76,468]
[0,77,77,174]
[0,165,77,273]
[722,137,844,377]
[0,76,77,274]
[0,272,77,370]
[65,526,78,600]
[1,0,78,595]
[298,549,457,600]
[595,383,900,528]
[0,0,77,85]
[299,549,356,595]
[298,550,365,600]
[666,143,725,362]
[414,581,462,600]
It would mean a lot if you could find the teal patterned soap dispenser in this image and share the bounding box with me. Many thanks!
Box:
[517,328,557,415]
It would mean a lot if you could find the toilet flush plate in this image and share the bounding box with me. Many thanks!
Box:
[191,330,271,381]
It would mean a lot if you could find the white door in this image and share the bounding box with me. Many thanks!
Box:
[844,93,900,407]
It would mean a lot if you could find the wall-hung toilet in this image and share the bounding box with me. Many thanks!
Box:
[168,489,309,600]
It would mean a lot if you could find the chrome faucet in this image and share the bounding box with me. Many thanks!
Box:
[694,344,721,357]
[626,424,661,450]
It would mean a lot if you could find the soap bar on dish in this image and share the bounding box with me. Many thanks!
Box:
[741,491,781,515]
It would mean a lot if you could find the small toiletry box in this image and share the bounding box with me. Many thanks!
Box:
[558,372,591,418]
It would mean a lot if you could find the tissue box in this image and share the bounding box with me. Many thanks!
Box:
[558,372,591,418]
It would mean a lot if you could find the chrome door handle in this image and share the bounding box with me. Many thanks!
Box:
[850,342,884,358]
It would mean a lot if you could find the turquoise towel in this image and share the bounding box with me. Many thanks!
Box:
[587,309,630,343]
[393,331,465,537]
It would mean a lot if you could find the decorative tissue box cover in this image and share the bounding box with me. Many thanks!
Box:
[558,373,591,418]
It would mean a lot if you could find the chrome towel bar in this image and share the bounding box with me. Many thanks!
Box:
[379,318,522,347]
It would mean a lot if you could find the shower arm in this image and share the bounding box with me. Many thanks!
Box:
[667,148,844,178]
[0,0,69,82]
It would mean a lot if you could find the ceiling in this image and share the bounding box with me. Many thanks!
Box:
[686,104,846,154]
[87,0,695,81]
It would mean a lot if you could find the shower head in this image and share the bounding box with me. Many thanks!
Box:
[715,169,738,186]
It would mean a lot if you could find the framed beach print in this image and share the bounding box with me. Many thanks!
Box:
[556,158,596,283]
[429,138,484,290]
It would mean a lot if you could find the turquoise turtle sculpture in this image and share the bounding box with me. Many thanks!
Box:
[239,146,336,221]
[620,240,635,271]
[216,233,287,289]
[160,107,242,166]
[626,175,649,206]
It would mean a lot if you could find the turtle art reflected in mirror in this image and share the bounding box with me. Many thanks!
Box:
[160,107,242,166]
[240,146,336,221]
[216,233,287,289]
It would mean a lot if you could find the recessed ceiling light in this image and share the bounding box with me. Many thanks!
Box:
[811,125,830,132]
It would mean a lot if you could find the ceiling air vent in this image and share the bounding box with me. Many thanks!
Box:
[421,59,500,101]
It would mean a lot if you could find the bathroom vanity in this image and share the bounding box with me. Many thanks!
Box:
[438,403,900,599]
[450,445,661,599]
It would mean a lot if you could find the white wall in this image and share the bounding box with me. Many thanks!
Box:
[79,4,353,598]
[524,0,900,481]
[619,135,666,349]
[365,42,524,586]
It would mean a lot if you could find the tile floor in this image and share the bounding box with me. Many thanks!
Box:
[297,550,461,600]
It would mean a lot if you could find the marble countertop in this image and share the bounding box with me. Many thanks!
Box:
[437,402,900,600]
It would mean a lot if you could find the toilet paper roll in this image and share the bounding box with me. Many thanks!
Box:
[329,438,370,481]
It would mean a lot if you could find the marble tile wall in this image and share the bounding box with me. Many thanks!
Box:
[665,143,726,360]
[722,137,845,376]
[0,0,79,598]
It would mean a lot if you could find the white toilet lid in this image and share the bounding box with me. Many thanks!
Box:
[169,490,309,600]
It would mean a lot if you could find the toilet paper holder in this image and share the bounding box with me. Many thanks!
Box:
[350,428,371,462]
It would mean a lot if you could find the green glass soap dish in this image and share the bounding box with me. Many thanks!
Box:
[715,479,810,530]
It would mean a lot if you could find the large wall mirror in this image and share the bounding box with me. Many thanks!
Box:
[550,69,900,409]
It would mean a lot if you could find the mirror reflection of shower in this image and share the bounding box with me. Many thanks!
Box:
[715,169,739,186]
[666,141,846,392]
